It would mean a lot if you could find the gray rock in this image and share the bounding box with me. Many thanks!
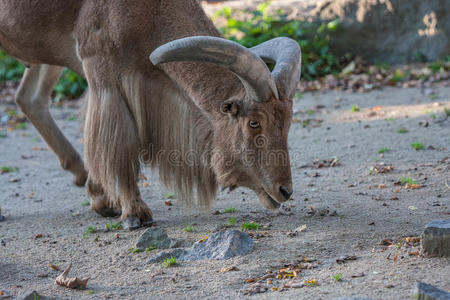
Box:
[147,229,253,263]
[413,282,450,300]
[205,0,450,64]
[17,291,54,300]
[422,220,450,257]
[135,227,176,250]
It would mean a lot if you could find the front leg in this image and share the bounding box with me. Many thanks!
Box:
[82,60,152,229]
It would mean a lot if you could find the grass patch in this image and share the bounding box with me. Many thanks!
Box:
[444,108,450,117]
[241,221,260,231]
[384,117,395,121]
[400,177,418,185]
[351,105,359,112]
[145,244,157,252]
[397,127,408,134]
[332,273,343,282]
[81,200,90,207]
[15,122,27,130]
[105,220,122,230]
[411,142,425,150]
[66,115,77,121]
[128,247,143,254]
[82,226,97,238]
[0,166,18,174]
[306,109,315,116]
[183,225,194,233]
[223,207,237,213]
[162,257,178,268]
[164,192,175,199]
[228,217,236,226]
[378,147,391,154]
[429,93,439,100]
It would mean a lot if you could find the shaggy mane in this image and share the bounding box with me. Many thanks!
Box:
[120,70,218,208]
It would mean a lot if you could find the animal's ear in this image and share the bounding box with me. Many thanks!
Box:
[220,100,239,116]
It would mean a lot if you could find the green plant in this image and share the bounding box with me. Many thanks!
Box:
[15,122,27,130]
[183,225,194,232]
[81,200,90,207]
[241,221,261,231]
[332,273,343,281]
[223,207,237,213]
[105,220,122,230]
[228,217,236,226]
[1,166,18,173]
[397,127,408,134]
[162,257,178,267]
[392,69,405,82]
[164,192,175,199]
[444,108,450,117]
[351,105,359,112]
[145,244,157,252]
[128,247,143,254]
[378,147,391,154]
[83,226,97,238]
[0,50,25,81]
[53,68,87,101]
[215,3,340,80]
[400,177,417,185]
[429,93,439,100]
[411,142,424,150]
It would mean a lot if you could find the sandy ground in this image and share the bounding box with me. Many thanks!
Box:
[0,86,449,299]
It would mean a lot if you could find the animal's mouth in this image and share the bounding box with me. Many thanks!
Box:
[258,190,281,209]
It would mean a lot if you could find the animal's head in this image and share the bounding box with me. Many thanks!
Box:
[150,36,301,209]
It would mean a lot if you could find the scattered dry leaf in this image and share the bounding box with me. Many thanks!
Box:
[245,278,255,283]
[49,263,60,271]
[35,233,43,239]
[220,266,238,273]
[164,200,172,206]
[142,182,149,188]
[295,224,307,232]
[55,264,89,289]
[351,272,365,278]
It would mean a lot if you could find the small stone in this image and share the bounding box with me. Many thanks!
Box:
[413,282,450,300]
[147,230,253,263]
[17,291,52,300]
[135,227,175,250]
[422,220,450,257]
[0,215,4,222]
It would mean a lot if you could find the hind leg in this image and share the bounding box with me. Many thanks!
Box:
[15,64,88,186]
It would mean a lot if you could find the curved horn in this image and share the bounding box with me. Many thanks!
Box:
[250,37,301,101]
[150,36,278,102]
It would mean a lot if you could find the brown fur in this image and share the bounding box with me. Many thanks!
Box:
[0,0,296,225]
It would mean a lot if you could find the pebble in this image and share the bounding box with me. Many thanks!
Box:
[147,229,253,263]
[17,291,52,300]
[413,282,450,300]
[422,220,450,257]
[135,227,177,250]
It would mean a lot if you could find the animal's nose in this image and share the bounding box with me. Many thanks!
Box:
[279,186,293,201]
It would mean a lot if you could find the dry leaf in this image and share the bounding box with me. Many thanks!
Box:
[55,264,89,289]
[295,224,307,232]
[49,263,60,271]
[220,266,238,273]
[164,200,172,206]
[351,272,365,278]
[245,278,255,283]
[142,182,149,188]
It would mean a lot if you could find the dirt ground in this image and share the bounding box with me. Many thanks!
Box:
[0,86,449,299]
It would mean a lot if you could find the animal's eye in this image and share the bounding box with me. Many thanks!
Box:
[248,120,260,129]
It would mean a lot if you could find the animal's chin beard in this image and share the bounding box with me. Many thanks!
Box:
[258,191,281,209]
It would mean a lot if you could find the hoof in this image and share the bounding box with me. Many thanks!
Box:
[123,215,153,231]
[94,207,121,218]
[73,172,88,187]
